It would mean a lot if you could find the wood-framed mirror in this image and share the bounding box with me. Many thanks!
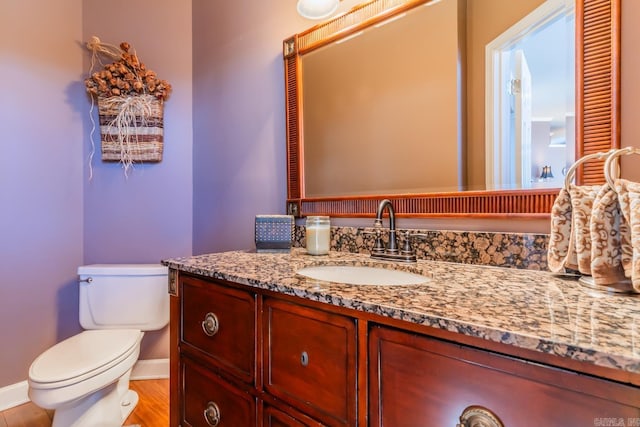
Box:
[284,0,620,218]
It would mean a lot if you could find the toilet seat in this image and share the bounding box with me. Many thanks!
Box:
[29,329,142,389]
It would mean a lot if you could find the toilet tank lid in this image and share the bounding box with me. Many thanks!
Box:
[78,264,168,276]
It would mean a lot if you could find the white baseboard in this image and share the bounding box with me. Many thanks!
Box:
[0,358,169,411]
[0,381,28,411]
[131,358,170,380]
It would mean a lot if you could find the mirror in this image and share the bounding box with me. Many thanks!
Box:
[302,0,467,197]
[284,0,620,218]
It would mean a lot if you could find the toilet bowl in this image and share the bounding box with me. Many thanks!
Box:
[28,330,142,426]
[27,264,169,427]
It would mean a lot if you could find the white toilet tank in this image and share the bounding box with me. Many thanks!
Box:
[78,264,169,331]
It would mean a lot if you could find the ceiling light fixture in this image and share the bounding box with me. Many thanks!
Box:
[297,0,340,20]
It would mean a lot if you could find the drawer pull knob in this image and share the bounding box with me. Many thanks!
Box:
[457,405,504,427]
[300,351,309,366]
[202,312,220,336]
[204,401,221,426]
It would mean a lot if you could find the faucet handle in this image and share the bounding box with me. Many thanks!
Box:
[399,230,414,255]
[362,227,386,255]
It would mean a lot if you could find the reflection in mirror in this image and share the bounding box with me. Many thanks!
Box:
[302,0,574,197]
[303,0,461,197]
[284,0,619,218]
[485,0,575,190]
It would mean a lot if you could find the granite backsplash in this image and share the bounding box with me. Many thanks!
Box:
[293,225,548,271]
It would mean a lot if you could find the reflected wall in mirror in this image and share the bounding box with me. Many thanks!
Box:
[303,0,462,197]
[284,0,620,218]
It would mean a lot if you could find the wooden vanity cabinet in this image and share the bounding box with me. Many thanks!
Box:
[176,275,259,426]
[173,272,356,427]
[263,298,358,426]
[369,325,640,426]
[171,270,640,427]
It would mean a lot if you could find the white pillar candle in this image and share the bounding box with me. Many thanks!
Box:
[305,216,330,255]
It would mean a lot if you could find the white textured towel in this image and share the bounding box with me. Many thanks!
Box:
[614,178,640,291]
[568,184,602,275]
[548,188,578,272]
[590,184,627,285]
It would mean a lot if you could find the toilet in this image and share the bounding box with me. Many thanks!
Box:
[28,264,169,427]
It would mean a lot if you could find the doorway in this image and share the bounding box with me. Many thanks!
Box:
[485,0,575,190]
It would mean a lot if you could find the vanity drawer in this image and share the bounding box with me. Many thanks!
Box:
[369,325,640,426]
[182,358,257,427]
[181,275,256,384]
[263,298,357,426]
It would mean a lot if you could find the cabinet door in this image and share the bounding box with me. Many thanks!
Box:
[182,358,257,427]
[369,325,640,427]
[264,298,357,426]
[181,276,256,384]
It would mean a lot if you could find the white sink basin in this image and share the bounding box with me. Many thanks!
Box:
[296,265,430,286]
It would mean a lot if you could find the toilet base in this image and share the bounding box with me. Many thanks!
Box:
[119,389,139,422]
[51,370,138,427]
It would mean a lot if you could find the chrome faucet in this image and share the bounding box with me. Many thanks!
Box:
[369,199,416,262]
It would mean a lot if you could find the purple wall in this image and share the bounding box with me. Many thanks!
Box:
[82,1,193,264]
[192,0,326,254]
[81,1,193,360]
[0,1,85,386]
[0,0,192,387]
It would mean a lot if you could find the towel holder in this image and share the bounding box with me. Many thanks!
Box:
[563,149,617,190]
[604,146,640,188]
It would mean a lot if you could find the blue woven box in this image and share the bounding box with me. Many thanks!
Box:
[255,215,294,252]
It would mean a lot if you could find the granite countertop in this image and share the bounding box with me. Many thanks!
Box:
[163,248,640,376]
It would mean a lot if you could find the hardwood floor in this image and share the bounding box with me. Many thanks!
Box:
[0,379,168,427]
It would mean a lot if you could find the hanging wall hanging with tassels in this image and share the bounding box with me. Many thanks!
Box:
[84,36,172,177]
